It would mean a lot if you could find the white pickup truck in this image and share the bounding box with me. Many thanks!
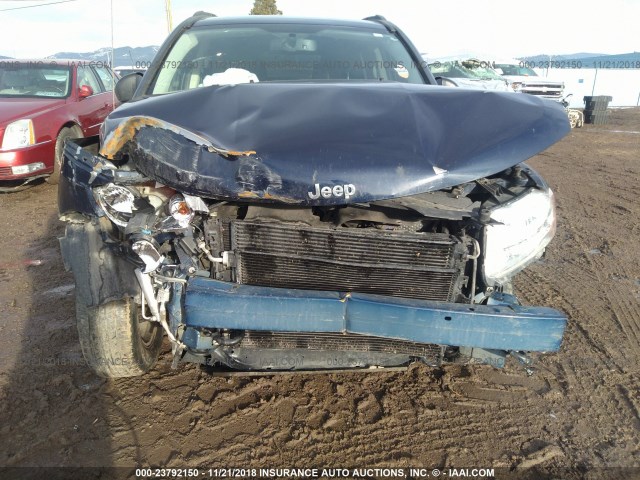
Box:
[425,55,511,91]
[493,60,564,100]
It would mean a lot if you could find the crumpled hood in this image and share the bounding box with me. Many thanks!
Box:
[102,82,569,205]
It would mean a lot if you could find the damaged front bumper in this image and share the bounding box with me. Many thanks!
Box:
[171,277,566,368]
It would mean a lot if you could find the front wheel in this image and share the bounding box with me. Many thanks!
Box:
[62,221,163,377]
[76,296,164,377]
[47,125,83,184]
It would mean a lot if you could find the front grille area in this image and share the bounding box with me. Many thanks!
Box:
[232,220,468,301]
[521,83,564,98]
[0,167,13,179]
[239,331,444,363]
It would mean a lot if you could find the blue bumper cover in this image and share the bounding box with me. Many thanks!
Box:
[183,278,566,352]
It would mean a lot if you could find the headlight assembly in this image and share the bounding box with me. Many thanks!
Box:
[93,184,138,227]
[483,188,556,286]
[168,194,194,227]
[1,119,35,150]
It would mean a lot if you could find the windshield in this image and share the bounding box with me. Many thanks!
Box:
[494,64,538,76]
[429,60,504,81]
[0,64,71,98]
[150,24,425,94]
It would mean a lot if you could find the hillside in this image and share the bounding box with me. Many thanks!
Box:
[46,46,159,67]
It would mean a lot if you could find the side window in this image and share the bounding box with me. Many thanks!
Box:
[93,66,116,91]
[77,65,103,94]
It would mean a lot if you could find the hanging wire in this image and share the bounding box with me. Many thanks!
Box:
[110,0,116,110]
[165,0,173,33]
[0,0,78,12]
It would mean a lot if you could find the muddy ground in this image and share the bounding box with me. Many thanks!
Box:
[0,109,638,480]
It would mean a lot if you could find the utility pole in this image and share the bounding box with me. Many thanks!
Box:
[165,0,173,33]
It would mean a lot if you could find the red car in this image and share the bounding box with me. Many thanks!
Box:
[0,59,117,190]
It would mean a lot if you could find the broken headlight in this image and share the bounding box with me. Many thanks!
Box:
[483,188,556,286]
[94,184,138,227]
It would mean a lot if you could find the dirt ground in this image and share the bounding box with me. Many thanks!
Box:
[0,108,639,480]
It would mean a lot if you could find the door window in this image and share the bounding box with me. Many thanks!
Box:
[77,65,103,94]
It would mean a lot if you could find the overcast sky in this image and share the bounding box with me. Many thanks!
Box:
[0,0,638,59]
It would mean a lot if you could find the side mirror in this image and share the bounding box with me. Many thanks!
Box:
[114,73,143,103]
[78,85,94,99]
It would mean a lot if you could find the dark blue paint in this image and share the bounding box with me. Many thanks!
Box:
[104,82,570,205]
[57,141,112,217]
[184,277,566,352]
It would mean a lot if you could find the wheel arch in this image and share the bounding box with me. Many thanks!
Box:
[58,120,83,137]
[60,220,140,307]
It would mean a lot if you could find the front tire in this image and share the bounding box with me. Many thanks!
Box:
[76,296,164,378]
[47,125,83,185]
[61,221,163,377]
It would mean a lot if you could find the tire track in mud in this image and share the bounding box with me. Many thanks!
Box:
[220,368,560,465]
[560,186,640,367]
[104,360,566,468]
[516,125,640,467]
[523,126,640,373]
[515,265,640,467]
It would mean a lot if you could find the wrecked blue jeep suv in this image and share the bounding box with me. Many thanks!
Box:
[58,13,569,377]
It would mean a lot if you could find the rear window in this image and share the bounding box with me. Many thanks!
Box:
[150,24,425,94]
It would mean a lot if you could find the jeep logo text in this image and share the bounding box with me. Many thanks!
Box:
[308,183,356,200]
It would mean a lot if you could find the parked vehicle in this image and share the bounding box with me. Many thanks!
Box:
[0,60,117,191]
[425,55,510,91]
[493,59,565,100]
[58,13,570,377]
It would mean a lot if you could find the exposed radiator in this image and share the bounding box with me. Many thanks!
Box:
[231,221,468,301]
[239,331,444,365]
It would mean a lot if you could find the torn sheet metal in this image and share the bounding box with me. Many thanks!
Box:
[100,116,256,160]
[102,82,570,205]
